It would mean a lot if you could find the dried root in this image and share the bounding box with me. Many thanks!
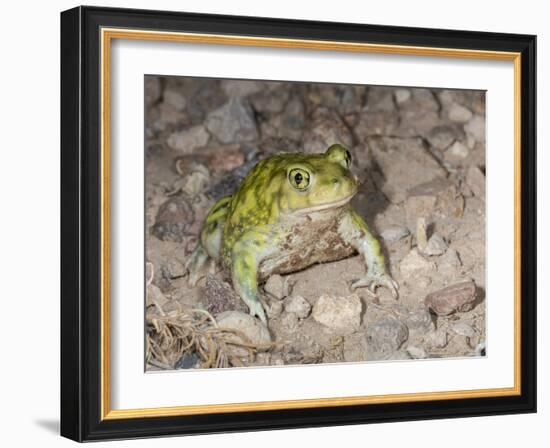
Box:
[146,302,271,370]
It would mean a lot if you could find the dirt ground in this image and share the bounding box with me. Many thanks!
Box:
[144,76,486,370]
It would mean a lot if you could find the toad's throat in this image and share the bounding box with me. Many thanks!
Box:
[290,192,356,215]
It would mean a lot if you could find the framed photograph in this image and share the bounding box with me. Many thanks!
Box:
[60,6,536,441]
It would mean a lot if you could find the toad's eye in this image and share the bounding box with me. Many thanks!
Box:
[288,168,311,190]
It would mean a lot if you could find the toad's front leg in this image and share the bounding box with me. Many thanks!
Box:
[230,232,269,324]
[338,208,399,299]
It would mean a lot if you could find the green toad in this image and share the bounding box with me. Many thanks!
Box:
[186,144,398,323]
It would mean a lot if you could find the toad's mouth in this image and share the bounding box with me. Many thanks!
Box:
[292,191,356,215]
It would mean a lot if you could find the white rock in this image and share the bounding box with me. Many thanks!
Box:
[284,295,311,319]
[464,115,486,143]
[216,311,272,356]
[177,164,210,197]
[425,328,448,349]
[394,89,411,104]
[312,293,362,335]
[167,125,210,154]
[448,103,473,123]
[406,345,428,359]
[446,141,469,159]
[423,234,448,256]
[451,322,476,338]
[381,225,410,242]
[400,249,436,277]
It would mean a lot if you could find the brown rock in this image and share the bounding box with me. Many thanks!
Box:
[424,280,477,316]
[152,196,194,242]
[202,276,247,315]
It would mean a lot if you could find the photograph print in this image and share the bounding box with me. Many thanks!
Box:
[144,75,486,371]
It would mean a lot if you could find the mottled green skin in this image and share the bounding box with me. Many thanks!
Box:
[187,144,398,323]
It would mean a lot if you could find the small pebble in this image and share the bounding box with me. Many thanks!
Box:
[365,317,409,360]
[163,89,187,110]
[167,125,210,154]
[381,225,410,242]
[284,295,312,319]
[424,280,477,316]
[400,248,436,277]
[446,141,469,160]
[448,103,473,123]
[216,311,272,357]
[404,307,434,333]
[406,345,428,359]
[451,322,476,338]
[312,293,362,335]
[425,328,448,349]
[174,352,199,369]
[267,300,284,318]
[423,234,448,256]
[206,98,259,144]
[394,89,411,104]
[264,274,287,300]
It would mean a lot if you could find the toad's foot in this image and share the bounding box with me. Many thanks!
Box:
[245,299,268,325]
[184,245,212,287]
[350,272,399,299]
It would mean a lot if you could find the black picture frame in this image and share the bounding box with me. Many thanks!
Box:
[61,5,536,442]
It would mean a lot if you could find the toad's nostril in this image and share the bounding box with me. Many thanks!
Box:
[332,178,339,185]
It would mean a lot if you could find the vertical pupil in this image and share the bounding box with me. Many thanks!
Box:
[295,172,303,184]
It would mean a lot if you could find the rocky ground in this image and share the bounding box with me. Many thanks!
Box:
[144,76,486,370]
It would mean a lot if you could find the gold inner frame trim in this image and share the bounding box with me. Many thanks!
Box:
[100,27,522,421]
